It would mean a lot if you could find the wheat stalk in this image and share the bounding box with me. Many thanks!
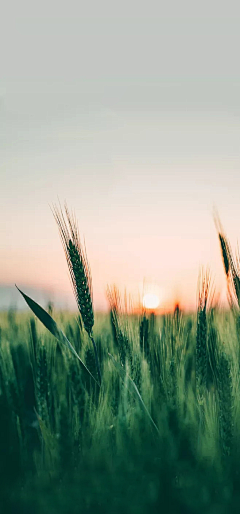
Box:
[107,285,132,368]
[214,211,240,307]
[53,203,101,385]
[196,270,211,402]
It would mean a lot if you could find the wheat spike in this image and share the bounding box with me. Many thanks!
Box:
[53,203,94,336]
[107,285,132,368]
[214,211,240,308]
[53,203,101,384]
[196,270,210,402]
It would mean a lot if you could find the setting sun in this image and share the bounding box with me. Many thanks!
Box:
[142,293,160,310]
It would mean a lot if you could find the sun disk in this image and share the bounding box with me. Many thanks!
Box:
[142,293,160,310]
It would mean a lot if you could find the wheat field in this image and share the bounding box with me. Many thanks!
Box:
[1,208,240,513]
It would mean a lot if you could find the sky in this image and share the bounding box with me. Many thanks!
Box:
[1,1,240,311]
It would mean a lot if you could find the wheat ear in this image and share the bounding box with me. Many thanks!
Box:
[196,270,211,402]
[53,203,101,385]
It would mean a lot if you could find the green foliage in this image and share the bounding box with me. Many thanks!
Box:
[217,352,233,459]
[0,307,240,513]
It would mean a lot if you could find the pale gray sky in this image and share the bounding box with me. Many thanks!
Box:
[1,1,240,310]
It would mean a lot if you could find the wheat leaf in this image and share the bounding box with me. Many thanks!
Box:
[16,286,99,386]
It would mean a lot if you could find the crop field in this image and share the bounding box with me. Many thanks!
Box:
[1,208,240,513]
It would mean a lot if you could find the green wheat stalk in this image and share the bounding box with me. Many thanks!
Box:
[196,270,211,403]
[215,211,240,307]
[107,285,132,368]
[53,203,101,385]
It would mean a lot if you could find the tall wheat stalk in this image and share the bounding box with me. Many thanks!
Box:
[196,270,210,402]
[215,211,240,307]
[215,212,240,361]
[107,285,132,369]
[53,203,101,385]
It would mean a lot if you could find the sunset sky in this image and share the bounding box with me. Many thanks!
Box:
[1,1,240,311]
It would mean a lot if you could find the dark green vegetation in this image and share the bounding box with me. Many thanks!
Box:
[1,305,240,514]
[2,210,240,513]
